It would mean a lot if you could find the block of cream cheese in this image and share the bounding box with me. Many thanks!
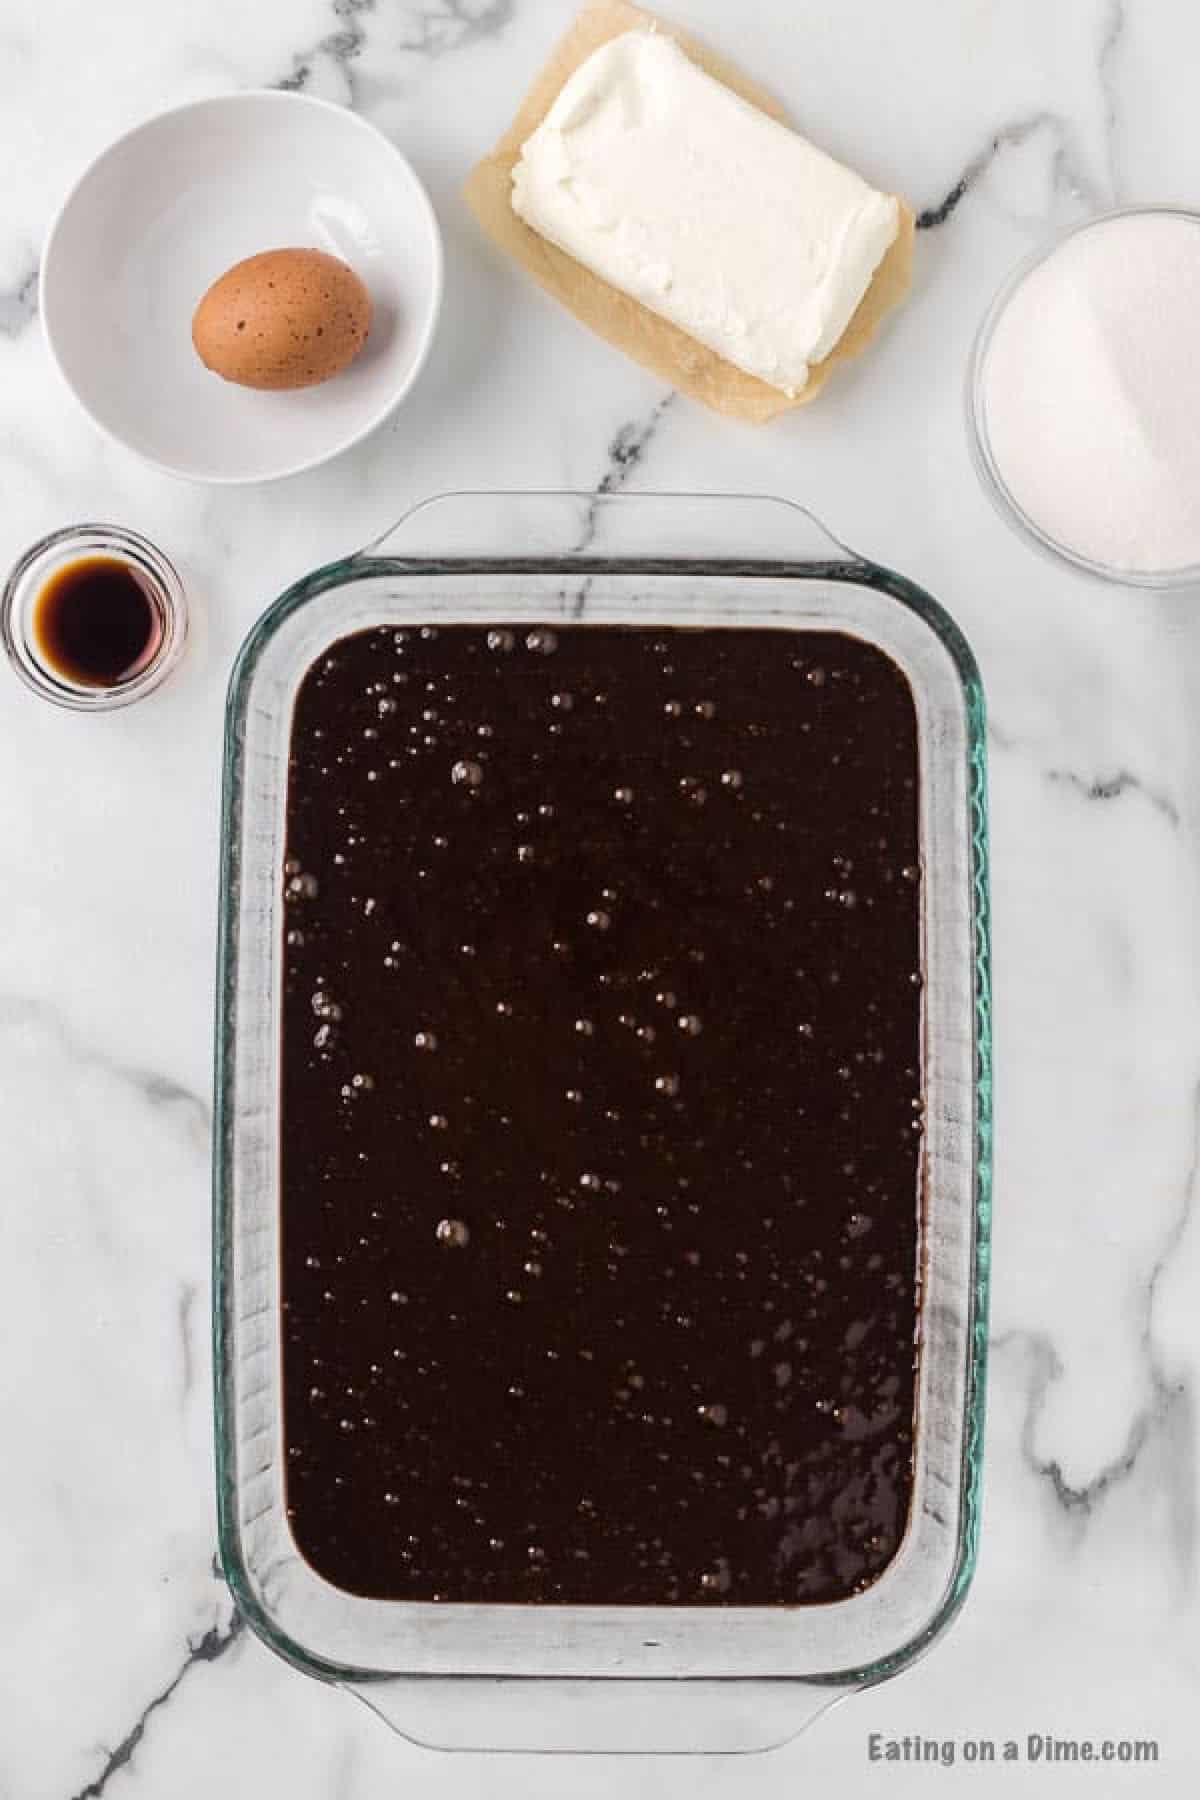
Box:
[511,29,900,394]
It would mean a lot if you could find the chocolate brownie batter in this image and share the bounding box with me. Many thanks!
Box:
[280,623,923,1605]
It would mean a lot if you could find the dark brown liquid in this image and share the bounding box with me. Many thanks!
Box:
[32,556,161,688]
[280,624,923,1606]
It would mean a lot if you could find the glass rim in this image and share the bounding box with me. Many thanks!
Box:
[967,205,1200,591]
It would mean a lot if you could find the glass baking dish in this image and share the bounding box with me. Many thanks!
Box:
[214,492,991,1755]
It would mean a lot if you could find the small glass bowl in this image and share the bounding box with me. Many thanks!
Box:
[2,522,188,710]
[967,206,1200,590]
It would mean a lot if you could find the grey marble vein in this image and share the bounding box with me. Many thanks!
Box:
[1097,0,1127,201]
[1044,764,1181,828]
[1147,1084,1200,1339]
[994,1084,1197,1560]
[68,1614,244,1800]
[277,0,373,97]
[0,995,210,1138]
[580,393,675,539]
[596,396,676,500]
[0,263,38,337]
[996,1328,1152,1516]
[277,1,513,98]
[569,394,675,612]
[988,719,1179,828]
[1142,1082,1199,1582]
[178,1282,199,1405]
[917,111,1102,229]
[916,178,969,232]
[393,0,515,59]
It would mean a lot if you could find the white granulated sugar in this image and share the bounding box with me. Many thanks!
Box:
[980,212,1200,575]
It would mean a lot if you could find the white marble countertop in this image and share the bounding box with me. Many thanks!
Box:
[2,1,1198,1794]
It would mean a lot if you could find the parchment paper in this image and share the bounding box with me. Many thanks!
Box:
[463,0,915,423]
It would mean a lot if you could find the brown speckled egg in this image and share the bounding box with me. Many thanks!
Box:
[191,248,373,390]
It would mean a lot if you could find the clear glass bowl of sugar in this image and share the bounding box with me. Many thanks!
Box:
[968,207,1200,589]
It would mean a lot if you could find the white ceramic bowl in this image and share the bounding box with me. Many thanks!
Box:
[42,92,444,484]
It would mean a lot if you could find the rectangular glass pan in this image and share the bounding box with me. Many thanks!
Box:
[214,492,991,1754]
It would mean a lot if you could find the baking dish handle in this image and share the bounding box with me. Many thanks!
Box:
[357,489,862,568]
[348,1673,857,1756]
